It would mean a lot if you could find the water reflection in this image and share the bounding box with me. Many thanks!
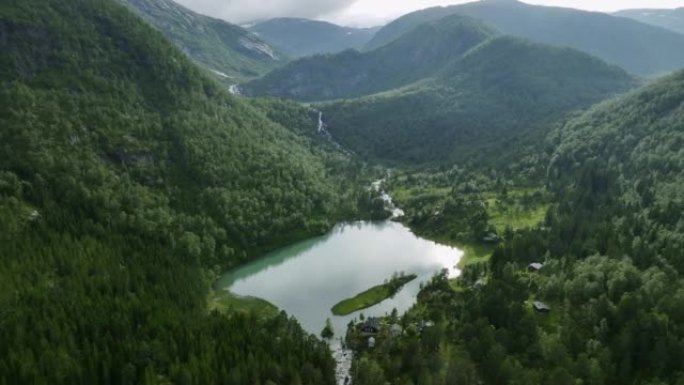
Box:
[219,221,463,337]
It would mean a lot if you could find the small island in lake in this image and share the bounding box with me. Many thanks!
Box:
[331,272,418,316]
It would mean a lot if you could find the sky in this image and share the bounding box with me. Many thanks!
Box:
[172,0,684,27]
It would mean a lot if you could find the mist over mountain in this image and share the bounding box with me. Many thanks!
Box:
[249,18,380,58]
[614,7,684,35]
[365,0,684,76]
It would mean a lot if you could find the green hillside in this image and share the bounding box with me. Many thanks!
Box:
[321,36,636,165]
[244,15,495,101]
[365,0,684,76]
[550,69,684,204]
[249,17,380,58]
[348,70,684,385]
[0,0,376,382]
[119,0,285,82]
[614,8,684,35]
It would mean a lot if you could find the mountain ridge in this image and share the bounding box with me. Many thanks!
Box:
[244,15,497,101]
[0,0,364,382]
[119,0,285,82]
[249,17,380,58]
[365,0,684,76]
[614,7,684,35]
[319,33,637,165]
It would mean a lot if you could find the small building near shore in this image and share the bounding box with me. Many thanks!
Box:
[473,278,486,289]
[482,233,500,244]
[533,301,551,314]
[361,318,380,336]
[528,263,544,272]
[418,320,434,333]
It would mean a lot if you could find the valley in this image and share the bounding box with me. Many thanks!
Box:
[2,0,684,384]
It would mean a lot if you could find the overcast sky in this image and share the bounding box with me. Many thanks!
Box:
[172,0,684,27]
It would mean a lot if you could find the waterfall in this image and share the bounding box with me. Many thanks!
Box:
[317,110,333,140]
[229,84,242,96]
[313,110,353,155]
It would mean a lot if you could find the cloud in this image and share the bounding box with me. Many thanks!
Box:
[173,0,357,24]
[173,0,684,27]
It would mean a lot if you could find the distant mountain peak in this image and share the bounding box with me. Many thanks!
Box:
[118,0,284,81]
[365,0,684,75]
[244,15,496,101]
[249,17,380,57]
[483,0,521,4]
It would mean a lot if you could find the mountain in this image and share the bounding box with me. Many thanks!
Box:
[320,35,636,165]
[244,15,496,101]
[0,0,372,382]
[614,8,684,35]
[365,0,684,76]
[249,18,380,58]
[119,0,285,82]
[348,71,684,385]
[550,69,684,196]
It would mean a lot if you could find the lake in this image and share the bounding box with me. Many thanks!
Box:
[216,220,463,338]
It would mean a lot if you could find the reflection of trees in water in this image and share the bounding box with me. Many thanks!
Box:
[220,220,401,288]
[218,234,326,287]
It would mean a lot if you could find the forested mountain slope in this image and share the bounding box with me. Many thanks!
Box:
[550,69,684,210]
[244,15,495,101]
[349,70,684,385]
[321,36,636,165]
[615,8,684,35]
[365,0,684,76]
[249,18,380,58]
[119,0,285,81]
[0,0,371,382]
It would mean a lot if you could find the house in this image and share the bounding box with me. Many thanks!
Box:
[482,233,500,244]
[528,263,544,272]
[533,301,551,314]
[417,320,434,333]
[390,324,403,338]
[360,318,380,336]
[368,336,376,349]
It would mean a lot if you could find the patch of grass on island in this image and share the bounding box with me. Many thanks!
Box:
[209,290,280,318]
[331,273,418,316]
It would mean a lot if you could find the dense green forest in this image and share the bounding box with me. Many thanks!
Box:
[321,35,636,166]
[349,70,684,385]
[248,18,379,58]
[119,0,285,82]
[364,0,684,76]
[244,15,495,101]
[0,0,383,383]
[3,0,684,384]
[245,14,637,167]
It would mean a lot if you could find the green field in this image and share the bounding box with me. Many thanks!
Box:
[331,274,418,316]
[458,243,494,268]
[486,196,549,233]
[209,290,280,318]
